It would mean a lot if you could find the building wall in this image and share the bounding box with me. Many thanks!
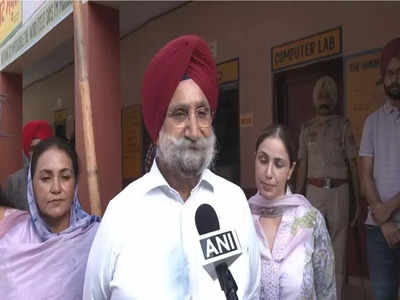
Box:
[120,2,400,189]
[23,2,400,190]
[23,63,74,129]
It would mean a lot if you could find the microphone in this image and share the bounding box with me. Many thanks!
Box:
[195,204,241,300]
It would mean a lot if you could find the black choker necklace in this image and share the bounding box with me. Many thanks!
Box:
[250,204,294,218]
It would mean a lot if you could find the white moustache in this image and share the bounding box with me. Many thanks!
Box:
[175,137,210,151]
[157,130,217,176]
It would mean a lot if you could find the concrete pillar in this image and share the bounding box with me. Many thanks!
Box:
[74,3,121,213]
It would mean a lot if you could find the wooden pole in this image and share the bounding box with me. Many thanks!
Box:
[73,0,102,216]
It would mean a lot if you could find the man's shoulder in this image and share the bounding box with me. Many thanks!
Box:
[99,175,152,234]
[300,118,322,138]
[333,114,348,122]
[4,168,27,200]
[362,106,385,127]
[330,115,352,130]
[205,170,248,206]
[6,168,26,183]
[104,174,156,220]
[319,114,348,126]
[109,174,151,206]
[206,170,244,193]
[302,118,318,129]
[370,105,385,118]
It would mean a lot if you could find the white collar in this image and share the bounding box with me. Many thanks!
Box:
[146,159,214,196]
[383,98,400,114]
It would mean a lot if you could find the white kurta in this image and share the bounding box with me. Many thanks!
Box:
[83,161,260,300]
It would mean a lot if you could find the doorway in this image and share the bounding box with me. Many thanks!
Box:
[274,57,343,155]
[213,83,240,185]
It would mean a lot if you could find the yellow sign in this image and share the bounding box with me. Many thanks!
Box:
[122,105,142,179]
[345,50,383,148]
[0,0,21,44]
[240,112,253,128]
[218,59,239,85]
[272,27,342,71]
[54,109,68,124]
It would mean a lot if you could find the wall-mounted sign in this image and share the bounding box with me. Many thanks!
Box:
[345,49,383,148]
[218,58,239,85]
[122,105,142,179]
[0,0,22,45]
[54,108,69,138]
[23,0,46,23]
[240,112,253,128]
[54,108,68,123]
[271,27,342,72]
[0,0,72,70]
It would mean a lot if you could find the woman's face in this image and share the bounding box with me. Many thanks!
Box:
[33,147,75,232]
[255,137,295,200]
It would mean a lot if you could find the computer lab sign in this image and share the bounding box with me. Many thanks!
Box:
[271,27,342,72]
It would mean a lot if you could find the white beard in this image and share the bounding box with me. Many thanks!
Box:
[157,129,216,177]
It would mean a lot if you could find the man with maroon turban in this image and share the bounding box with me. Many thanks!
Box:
[3,120,53,210]
[83,35,260,300]
[359,37,400,300]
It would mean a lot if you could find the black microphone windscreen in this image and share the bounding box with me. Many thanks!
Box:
[195,204,220,235]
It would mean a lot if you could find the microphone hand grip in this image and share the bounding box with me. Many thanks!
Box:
[215,263,239,300]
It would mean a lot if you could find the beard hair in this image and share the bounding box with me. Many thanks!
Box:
[157,129,216,177]
[384,83,400,100]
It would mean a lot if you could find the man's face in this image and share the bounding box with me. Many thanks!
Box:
[384,57,400,101]
[314,96,336,116]
[157,79,216,177]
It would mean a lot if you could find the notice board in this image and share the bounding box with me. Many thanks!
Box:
[345,49,384,148]
[122,104,142,179]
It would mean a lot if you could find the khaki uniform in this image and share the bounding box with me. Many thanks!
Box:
[298,114,357,300]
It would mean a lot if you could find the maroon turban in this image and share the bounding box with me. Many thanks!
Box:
[381,37,400,76]
[22,120,53,157]
[141,35,218,143]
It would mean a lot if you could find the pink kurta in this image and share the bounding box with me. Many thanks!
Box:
[249,191,336,300]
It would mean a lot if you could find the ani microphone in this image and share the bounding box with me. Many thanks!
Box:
[195,203,241,300]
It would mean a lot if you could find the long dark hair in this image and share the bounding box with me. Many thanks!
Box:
[31,137,79,180]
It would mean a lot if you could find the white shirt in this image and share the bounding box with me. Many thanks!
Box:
[83,161,260,300]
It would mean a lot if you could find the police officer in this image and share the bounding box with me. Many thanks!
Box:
[295,75,360,300]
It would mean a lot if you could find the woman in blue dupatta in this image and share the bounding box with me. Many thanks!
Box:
[249,125,336,300]
[0,137,99,299]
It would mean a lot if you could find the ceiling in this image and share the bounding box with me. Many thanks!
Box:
[98,1,187,38]
[10,1,187,88]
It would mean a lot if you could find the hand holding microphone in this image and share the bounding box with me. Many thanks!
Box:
[195,203,241,300]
